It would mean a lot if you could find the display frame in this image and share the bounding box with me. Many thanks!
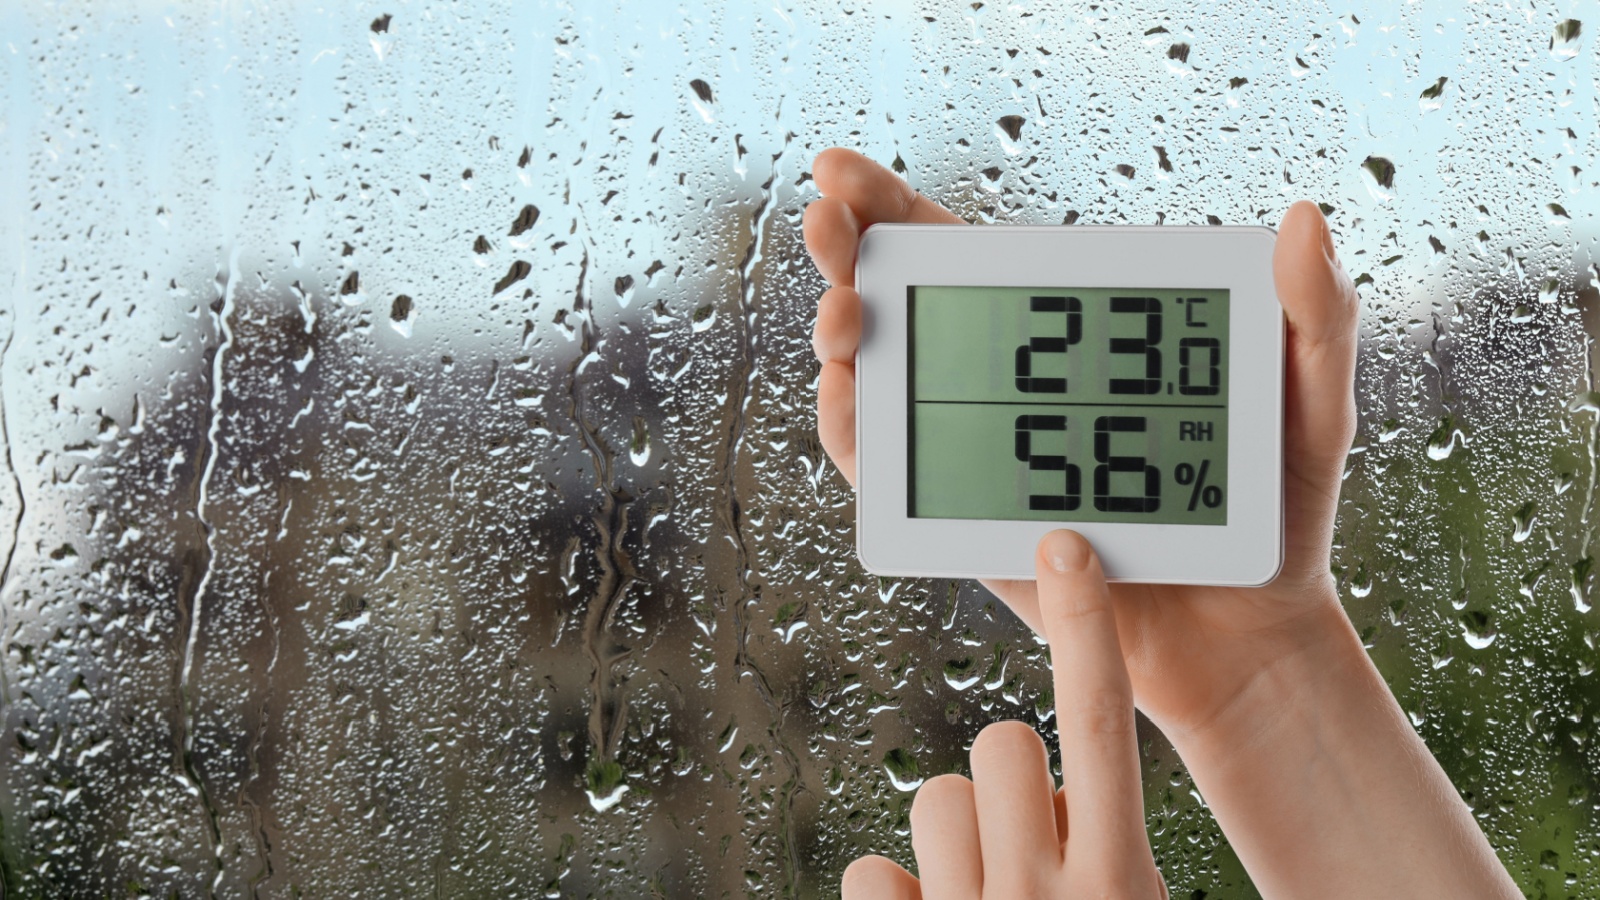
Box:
[854,223,1284,584]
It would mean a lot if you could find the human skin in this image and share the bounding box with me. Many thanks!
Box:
[803,147,1519,898]
[843,532,1169,899]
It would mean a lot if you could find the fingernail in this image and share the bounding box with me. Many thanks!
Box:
[1043,530,1091,573]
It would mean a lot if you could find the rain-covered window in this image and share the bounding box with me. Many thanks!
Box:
[1,3,1595,896]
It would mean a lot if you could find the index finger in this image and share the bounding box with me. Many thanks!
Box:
[1035,530,1149,863]
[813,147,966,228]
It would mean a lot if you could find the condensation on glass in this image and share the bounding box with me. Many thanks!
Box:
[0,3,1595,896]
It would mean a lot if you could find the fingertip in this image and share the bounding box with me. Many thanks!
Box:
[1276,200,1331,269]
[1037,529,1094,575]
[811,147,965,227]
[1033,532,1116,642]
[970,719,1048,767]
[1274,200,1358,345]
[1280,199,1341,270]
[812,147,870,196]
[910,773,975,830]
[1282,199,1325,236]
[841,855,920,900]
[907,774,983,896]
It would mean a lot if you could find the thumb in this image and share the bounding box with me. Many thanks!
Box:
[1273,201,1359,485]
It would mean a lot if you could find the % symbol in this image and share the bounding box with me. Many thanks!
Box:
[1174,460,1223,511]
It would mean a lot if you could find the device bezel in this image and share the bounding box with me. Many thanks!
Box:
[854,223,1283,584]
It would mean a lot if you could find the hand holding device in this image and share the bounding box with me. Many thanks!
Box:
[803,147,1353,740]
[805,148,1519,897]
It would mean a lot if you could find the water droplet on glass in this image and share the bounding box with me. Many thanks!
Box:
[369,14,395,60]
[1567,391,1600,414]
[389,294,414,337]
[996,115,1026,155]
[882,748,923,792]
[1461,610,1497,649]
[1550,19,1582,61]
[689,78,715,122]
[1225,76,1248,108]
[1349,566,1373,598]
[629,416,650,466]
[1360,156,1396,203]
[1419,76,1447,113]
[585,758,628,812]
[691,303,715,332]
[1165,42,1193,77]
[1426,416,1465,460]
[1570,558,1593,613]
[493,260,531,295]
[943,658,980,690]
[509,204,540,251]
[1511,501,1536,543]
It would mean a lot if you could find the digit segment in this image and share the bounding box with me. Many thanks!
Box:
[908,285,1229,524]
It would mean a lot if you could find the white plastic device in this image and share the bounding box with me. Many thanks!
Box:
[854,224,1283,585]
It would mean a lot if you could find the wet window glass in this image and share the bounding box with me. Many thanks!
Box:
[1,3,1595,896]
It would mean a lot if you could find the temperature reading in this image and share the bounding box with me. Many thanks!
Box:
[1014,296,1081,393]
[1179,337,1222,396]
[1011,295,1221,398]
[1108,297,1163,395]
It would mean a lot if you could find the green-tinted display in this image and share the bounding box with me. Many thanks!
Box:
[910,286,1230,524]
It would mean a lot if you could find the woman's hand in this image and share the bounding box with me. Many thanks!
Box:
[803,146,1356,746]
[841,532,1167,900]
[806,148,1519,898]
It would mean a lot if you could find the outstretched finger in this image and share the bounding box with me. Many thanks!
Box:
[910,774,984,900]
[813,148,966,228]
[970,721,1062,888]
[1035,531,1150,869]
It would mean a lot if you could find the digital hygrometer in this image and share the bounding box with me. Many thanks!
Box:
[854,224,1283,584]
